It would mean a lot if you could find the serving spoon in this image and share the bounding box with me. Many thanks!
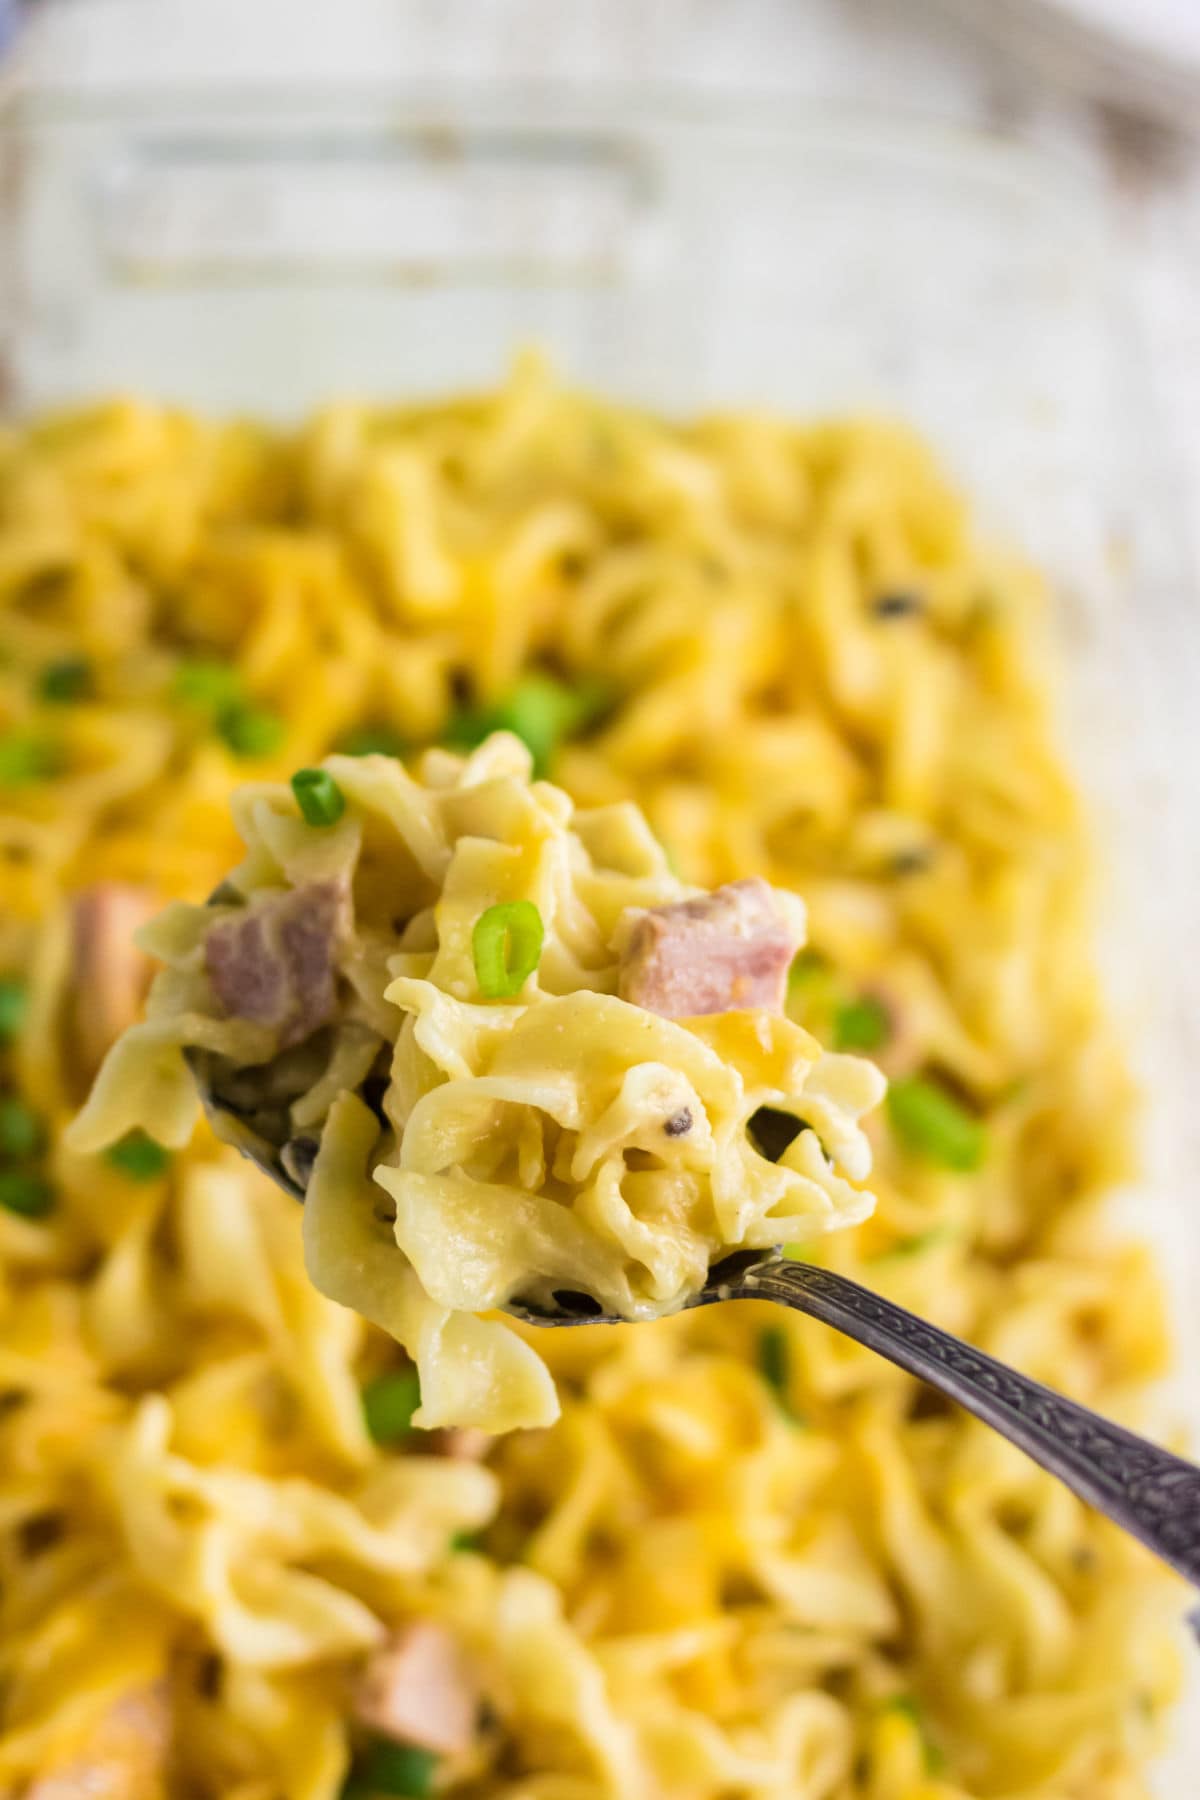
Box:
[189,1050,1200,1593]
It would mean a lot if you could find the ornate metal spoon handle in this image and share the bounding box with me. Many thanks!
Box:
[726,1257,1200,1587]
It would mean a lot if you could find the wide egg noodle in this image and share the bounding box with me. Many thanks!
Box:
[0,368,1180,1798]
[304,1090,559,1431]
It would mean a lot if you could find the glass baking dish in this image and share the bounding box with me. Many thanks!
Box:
[2,84,1197,1788]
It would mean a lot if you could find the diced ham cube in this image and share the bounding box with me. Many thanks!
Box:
[71,884,157,1078]
[352,1621,480,1757]
[205,879,348,1050]
[616,878,802,1019]
[24,1682,170,1799]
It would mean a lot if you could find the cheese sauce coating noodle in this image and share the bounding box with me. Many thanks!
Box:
[0,361,1180,1798]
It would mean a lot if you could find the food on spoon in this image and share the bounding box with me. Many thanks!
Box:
[204,877,349,1048]
[69,733,884,1430]
[614,878,802,1017]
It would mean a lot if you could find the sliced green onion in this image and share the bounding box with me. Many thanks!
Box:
[0,732,63,785]
[833,995,890,1053]
[787,948,828,991]
[757,1325,789,1394]
[880,1695,944,1774]
[357,1741,438,1798]
[106,1131,171,1181]
[38,656,92,703]
[362,1368,422,1444]
[868,1225,955,1263]
[887,1075,986,1172]
[174,660,283,758]
[569,674,615,730]
[291,768,345,828]
[0,1097,43,1161]
[883,1693,923,1723]
[447,672,611,778]
[335,724,408,759]
[786,949,837,1024]
[997,1075,1032,1108]
[444,697,504,753]
[756,1325,802,1421]
[472,900,544,999]
[451,1528,483,1553]
[217,703,285,760]
[0,979,27,1043]
[0,1171,53,1218]
[173,658,244,715]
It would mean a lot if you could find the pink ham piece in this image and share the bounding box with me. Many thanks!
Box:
[204,879,348,1050]
[616,878,802,1019]
[24,1683,170,1799]
[70,883,157,1079]
[352,1621,480,1756]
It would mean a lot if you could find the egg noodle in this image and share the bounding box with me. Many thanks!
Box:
[0,357,1181,1797]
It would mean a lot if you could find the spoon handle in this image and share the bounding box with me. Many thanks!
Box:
[729,1257,1200,1588]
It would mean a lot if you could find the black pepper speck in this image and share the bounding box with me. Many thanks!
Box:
[871,591,923,620]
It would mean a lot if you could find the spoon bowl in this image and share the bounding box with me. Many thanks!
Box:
[191,1054,1200,1597]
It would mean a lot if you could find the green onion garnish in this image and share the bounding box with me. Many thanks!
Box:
[0,979,27,1043]
[868,1225,954,1263]
[38,656,92,703]
[0,1171,53,1218]
[787,948,828,991]
[0,732,63,785]
[833,995,890,1053]
[887,1075,986,1172]
[471,900,545,999]
[757,1324,789,1392]
[451,1528,483,1553]
[105,1131,171,1181]
[217,703,285,760]
[357,1741,438,1798]
[291,768,345,828]
[447,672,611,778]
[173,658,244,715]
[172,659,284,760]
[757,1324,802,1421]
[884,1695,924,1725]
[0,1097,43,1161]
[362,1368,422,1444]
[335,724,408,759]
[880,1695,945,1773]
